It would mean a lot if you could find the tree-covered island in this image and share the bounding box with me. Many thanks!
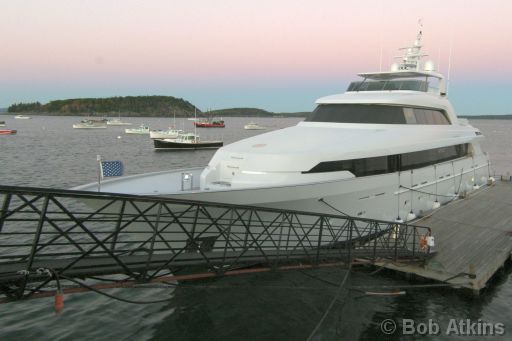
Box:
[7,96,309,117]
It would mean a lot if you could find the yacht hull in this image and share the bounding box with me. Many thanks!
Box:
[75,156,489,220]
[174,163,488,221]
[153,139,223,150]
[74,156,489,255]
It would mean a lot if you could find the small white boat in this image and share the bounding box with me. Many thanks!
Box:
[14,115,31,120]
[125,124,150,134]
[150,110,183,138]
[0,121,5,127]
[149,128,183,139]
[244,122,266,130]
[73,119,107,129]
[107,118,132,126]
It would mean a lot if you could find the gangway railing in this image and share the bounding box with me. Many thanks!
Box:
[0,185,432,300]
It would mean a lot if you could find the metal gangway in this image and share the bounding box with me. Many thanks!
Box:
[0,185,432,301]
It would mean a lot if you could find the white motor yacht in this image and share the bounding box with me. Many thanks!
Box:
[74,29,490,223]
[150,111,183,138]
[107,118,132,126]
[149,128,183,139]
[107,112,132,125]
[125,124,150,134]
[244,122,266,130]
[14,115,31,119]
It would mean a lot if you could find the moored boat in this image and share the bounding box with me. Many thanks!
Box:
[73,119,107,129]
[14,115,31,119]
[125,124,150,134]
[0,129,17,135]
[149,110,183,138]
[194,119,225,128]
[107,118,132,126]
[0,121,5,127]
[149,128,183,139]
[244,122,266,130]
[153,132,223,150]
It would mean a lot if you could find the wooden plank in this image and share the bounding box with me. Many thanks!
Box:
[378,181,512,291]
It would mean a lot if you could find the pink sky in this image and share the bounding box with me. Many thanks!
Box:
[1,0,512,113]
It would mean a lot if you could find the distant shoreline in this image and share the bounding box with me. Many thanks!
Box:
[0,111,308,118]
[459,115,512,120]
[4,96,310,118]
[4,96,511,119]
[2,112,511,119]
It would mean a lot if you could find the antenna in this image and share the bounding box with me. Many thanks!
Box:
[377,1,384,72]
[379,33,383,72]
[447,36,453,95]
[194,107,197,141]
[437,46,441,73]
[394,20,427,71]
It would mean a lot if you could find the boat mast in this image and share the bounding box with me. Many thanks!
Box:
[396,28,427,71]
[194,107,197,142]
[447,36,453,95]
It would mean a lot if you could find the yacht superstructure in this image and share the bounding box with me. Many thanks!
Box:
[74,29,490,222]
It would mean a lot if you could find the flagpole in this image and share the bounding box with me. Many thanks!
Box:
[97,155,102,192]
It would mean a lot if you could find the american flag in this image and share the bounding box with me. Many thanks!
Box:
[100,161,124,178]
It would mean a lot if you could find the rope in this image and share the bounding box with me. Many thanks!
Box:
[350,282,472,290]
[399,168,468,200]
[399,185,457,198]
[59,274,174,305]
[298,270,340,287]
[444,272,476,281]
[318,198,350,216]
[306,265,351,341]
[27,282,341,292]
[455,169,464,195]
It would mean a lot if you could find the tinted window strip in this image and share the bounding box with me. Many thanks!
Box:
[306,104,451,125]
[303,144,469,176]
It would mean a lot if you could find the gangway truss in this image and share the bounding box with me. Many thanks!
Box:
[0,185,432,300]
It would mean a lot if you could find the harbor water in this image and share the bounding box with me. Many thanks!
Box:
[0,116,511,340]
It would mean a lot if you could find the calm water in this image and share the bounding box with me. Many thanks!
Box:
[0,116,511,340]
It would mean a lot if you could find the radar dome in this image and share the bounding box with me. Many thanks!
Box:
[424,60,435,71]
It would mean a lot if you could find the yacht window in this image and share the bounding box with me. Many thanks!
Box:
[306,160,353,174]
[307,104,450,125]
[306,156,391,176]
[404,108,417,124]
[413,108,450,125]
[306,104,406,124]
[304,144,468,175]
[347,80,429,92]
[400,145,466,171]
[353,156,392,176]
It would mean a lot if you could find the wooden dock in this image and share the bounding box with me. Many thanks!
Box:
[377,180,512,294]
